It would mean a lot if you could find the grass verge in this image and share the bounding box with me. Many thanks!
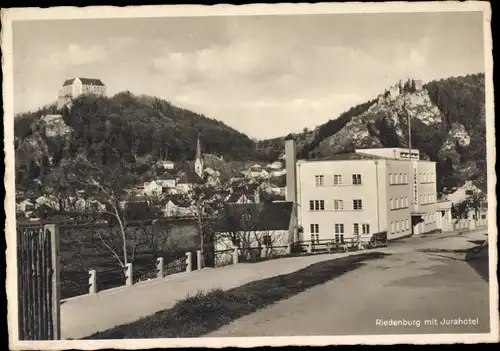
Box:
[84,251,389,339]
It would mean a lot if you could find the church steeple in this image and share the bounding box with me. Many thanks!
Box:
[194,133,204,178]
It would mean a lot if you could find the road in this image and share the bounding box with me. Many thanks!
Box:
[62,245,378,339]
[207,229,491,336]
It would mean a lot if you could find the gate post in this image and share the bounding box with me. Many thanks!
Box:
[261,245,267,258]
[196,250,203,270]
[185,252,192,273]
[125,263,133,286]
[156,257,164,279]
[232,247,239,264]
[88,270,97,294]
[44,224,61,340]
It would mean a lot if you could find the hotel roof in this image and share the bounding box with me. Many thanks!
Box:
[304,152,386,162]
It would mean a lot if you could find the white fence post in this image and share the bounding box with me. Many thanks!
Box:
[261,245,267,258]
[327,242,331,254]
[286,244,292,255]
[307,242,312,254]
[185,252,192,273]
[125,263,133,286]
[156,257,164,279]
[233,247,239,264]
[196,250,203,270]
[88,270,97,294]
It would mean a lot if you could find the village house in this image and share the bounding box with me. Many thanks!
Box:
[16,198,35,217]
[213,201,295,264]
[243,164,271,179]
[156,160,175,170]
[444,181,487,222]
[269,169,286,178]
[164,197,196,218]
[143,176,177,197]
[267,161,283,170]
[176,170,205,194]
[35,195,61,211]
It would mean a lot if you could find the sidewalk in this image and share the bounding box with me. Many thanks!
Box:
[61,249,379,340]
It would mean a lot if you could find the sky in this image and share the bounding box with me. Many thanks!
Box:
[12,11,485,139]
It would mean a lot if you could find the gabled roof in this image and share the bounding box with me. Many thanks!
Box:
[165,194,192,207]
[215,201,293,232]
[63,77,105,86]
[177,169,205,185]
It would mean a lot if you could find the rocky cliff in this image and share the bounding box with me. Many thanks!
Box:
[260,74,487,195]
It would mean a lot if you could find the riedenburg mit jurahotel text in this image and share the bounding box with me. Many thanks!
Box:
[376,318,480,327]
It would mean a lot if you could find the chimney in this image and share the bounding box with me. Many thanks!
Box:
[285,134,297,204]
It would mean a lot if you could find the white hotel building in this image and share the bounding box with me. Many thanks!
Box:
[285,136,440,242]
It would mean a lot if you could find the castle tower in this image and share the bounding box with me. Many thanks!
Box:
[194,133,204,178]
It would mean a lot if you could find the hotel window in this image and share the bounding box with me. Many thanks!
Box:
[389,173,393,185]
[310,224,319,234]
[395,198,399,209]
[403,173,408,184]
[333,174,343,185]
[400,197,404,208]
[391,222,395,233]
[310,234,319,244]
[353,223,359,236]
[352,174,362,185]
[353,199,363,210]
[406,218,410,230]
[399,173,403,184]
[405,197,409,207]
[390,198,394,210]
[362,224,370,234]
[315,175,324,187]
[334,224,345,243]
[333,199,344,211]
[309,200,325,211]
[396,221,400,232]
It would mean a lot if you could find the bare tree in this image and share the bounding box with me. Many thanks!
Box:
[65,155,142,267]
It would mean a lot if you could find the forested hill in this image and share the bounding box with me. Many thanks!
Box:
[257,73,487,195]
[14,92,276,190]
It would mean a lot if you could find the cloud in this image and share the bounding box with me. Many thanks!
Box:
[47,43,107,66]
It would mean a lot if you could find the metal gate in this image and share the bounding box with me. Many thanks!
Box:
[17,224,61,340]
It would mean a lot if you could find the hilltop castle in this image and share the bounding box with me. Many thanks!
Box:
[379,78,424,103]
[57,77,106,109]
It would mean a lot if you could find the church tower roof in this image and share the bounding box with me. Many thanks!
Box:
[196,133,203,161]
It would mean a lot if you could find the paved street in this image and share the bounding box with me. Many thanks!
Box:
[207,229,490,336]
[61,228,490,339]
[61,246,375,339]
